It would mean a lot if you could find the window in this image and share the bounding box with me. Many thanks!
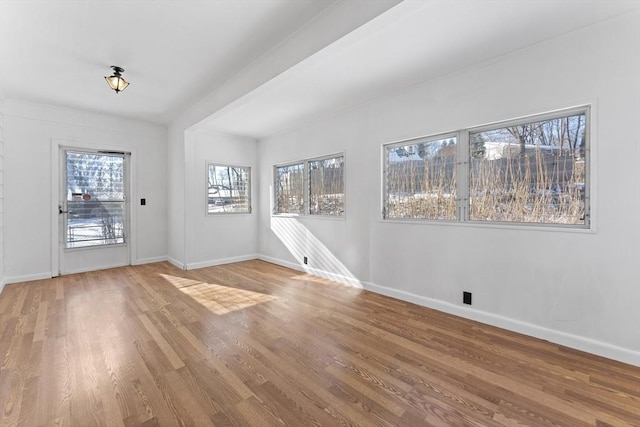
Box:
[274,163,305,215]
[207,164,251,214]
[309,155,344,216]
[469,111,587,225]
[383,107,589,227]
[274,154,345,216]
[65,151,126,248]
[384,135,457,220]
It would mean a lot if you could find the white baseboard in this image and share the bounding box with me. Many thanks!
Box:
[3,258,169,287]
[62,263,131,275]
[4,272,53,286]
[362,280,640,367]
[3,253,637,366]
[257,255,363,287]
[255,253,639,366]
[133,256,168,265]
[258,254,305,273]
[186,254,259,270]
[167,257,186,270]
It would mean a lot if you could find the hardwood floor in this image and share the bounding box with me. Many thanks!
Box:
[1,260,638,426]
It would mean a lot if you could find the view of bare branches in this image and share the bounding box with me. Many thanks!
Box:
[385,112,587,225]
[275,156,345,216]
[207,165,251,213]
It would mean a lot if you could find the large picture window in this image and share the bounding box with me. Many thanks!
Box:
[207,164,251,214]
[469,112,587,224]
[274,154,345,216]
[383,107,590,227]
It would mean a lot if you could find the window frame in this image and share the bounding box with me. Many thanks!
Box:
[64,149,129,249]
[273,161,306,216]
[205,162,252,215]
[273,152,346,218]
[382,132,460,222]
[382,106,591,229]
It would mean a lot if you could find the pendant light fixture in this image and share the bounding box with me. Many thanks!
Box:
[104,66,130,94]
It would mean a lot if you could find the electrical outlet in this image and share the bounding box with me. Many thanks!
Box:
[463,291,472,305]
[303,256,308,265]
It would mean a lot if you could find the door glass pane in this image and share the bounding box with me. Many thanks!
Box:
[66,152,125,248]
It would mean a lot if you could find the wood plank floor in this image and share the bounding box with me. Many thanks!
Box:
[1,260,638,426]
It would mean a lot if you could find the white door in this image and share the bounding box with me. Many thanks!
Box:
[58,148,131,275]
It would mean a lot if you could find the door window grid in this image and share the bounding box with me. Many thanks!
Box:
[65,151,126,248]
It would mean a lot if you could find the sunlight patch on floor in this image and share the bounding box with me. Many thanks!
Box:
[160,274,277,315]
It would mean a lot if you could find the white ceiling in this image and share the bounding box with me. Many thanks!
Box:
[2,0,638,139]
[0,0,342,124]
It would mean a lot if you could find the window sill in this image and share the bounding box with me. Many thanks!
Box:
[379,218,593,234]
[272,213,346,221]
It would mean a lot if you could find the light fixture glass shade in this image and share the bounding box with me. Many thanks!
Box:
[105,75,129,92]
[104,66,130,93]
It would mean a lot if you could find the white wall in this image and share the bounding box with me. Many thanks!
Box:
[166,123,187,268]
[258,12,640,365]
[1,5,636,366]
[184,129,258,269]
[3,99,168,282]
[165,1,400,269]
[257,112,373,284]
[0,98,5,291]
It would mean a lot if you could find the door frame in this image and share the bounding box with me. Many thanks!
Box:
[50,139,137,276]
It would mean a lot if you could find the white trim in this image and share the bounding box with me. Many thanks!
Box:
[4,272,53,285]
[167,257,187,270]
[2,251,637,366]
[205,162,252,215]
[256,254,638,366]
[273,152,346,217]
[3,99,165,136]
[185,254,258,270]
[258,254,305,272]
[257,254,363,287]
[184,130,195,270]
[60,263,131,276]
[133,256,168,265]
[362,280,640,367]
[467,105,590,134]
[50,140,58,276]
[304,266,362,287]
[381,105,592,228]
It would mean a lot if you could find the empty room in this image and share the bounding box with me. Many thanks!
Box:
[1,0,639,426]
